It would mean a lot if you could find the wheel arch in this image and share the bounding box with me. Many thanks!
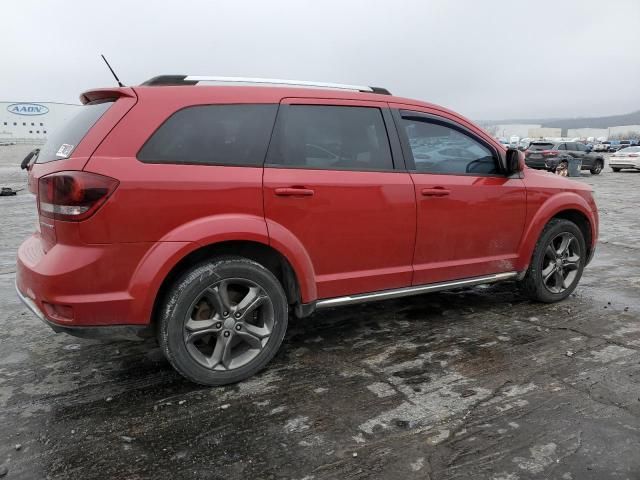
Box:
[517,193,597,272]
[150,240,307,329]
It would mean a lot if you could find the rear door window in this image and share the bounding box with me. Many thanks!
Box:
[138,104,277,166]
[266,105,393,171]
[36,100,114,163]
[565,143,577,151]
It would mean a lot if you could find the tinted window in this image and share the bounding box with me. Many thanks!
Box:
[557,143,566,150]
[266,105,392,170]
[575,143,587,151]
[400,117,498,174]
[565,143,577,151]
[138,104,277,166]
[37,100,113,163]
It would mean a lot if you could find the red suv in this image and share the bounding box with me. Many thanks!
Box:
[16,76,598,385]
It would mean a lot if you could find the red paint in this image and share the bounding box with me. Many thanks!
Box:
[16,84,599,329]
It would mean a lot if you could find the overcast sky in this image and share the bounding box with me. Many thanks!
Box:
[4,0,639,120]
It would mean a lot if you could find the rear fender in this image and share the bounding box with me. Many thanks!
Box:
[130,214,317,323]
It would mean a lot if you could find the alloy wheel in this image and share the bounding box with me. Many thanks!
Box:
[541,232,581,294]
[183,278,274,371]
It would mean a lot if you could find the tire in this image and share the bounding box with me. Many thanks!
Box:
[590,160,603,175]
[158,256,288,386]
[612,167,621,172]
[520,219,586,303]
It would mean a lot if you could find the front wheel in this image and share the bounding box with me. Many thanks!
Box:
[520,219,586,303]
[158,256,288,386]
[590,160,603,174]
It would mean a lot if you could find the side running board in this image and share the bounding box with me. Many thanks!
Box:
[314,272,518,309]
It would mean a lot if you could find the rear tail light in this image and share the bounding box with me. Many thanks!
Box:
[38,171,118,222]
[542,150,557,157]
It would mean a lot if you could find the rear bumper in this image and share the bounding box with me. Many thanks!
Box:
[15,280,150,340]
[16,233,156,329]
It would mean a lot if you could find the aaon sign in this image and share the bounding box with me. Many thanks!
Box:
[7,103,49,116]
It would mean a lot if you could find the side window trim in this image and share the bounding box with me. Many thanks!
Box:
[265,103,401,173]
[392,109,506,176]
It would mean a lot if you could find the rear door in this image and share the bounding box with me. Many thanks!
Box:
[391,107,527,285]
[263,99,416,300]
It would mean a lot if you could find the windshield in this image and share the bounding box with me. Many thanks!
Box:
[36,100,114,163]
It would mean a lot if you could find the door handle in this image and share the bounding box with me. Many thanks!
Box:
[274,187,315,197]
[421,187,450,197]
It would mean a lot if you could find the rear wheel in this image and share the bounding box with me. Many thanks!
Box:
[158,256,288,386]
[521,219,586,303]
[590,160,603,174]
[612,167,621,172]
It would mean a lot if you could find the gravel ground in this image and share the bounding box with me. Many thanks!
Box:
[1,145,639,480]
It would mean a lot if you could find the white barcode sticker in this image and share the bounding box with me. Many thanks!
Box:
[56,144,74,158]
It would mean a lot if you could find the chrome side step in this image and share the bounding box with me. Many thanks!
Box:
[315,272,518,309]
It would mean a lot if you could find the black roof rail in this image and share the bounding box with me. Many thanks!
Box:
[140,75,198,86]
[139,75,391,94]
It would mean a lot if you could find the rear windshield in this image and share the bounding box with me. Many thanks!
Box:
[36,100,114,163]
[528,142,555,151]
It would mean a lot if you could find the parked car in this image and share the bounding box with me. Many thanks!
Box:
[609,146,640,171]
[592,143,609,153]
[16,75,599,386]
[524,141,605,174]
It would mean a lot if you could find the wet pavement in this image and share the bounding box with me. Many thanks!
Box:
[1,145,639,480]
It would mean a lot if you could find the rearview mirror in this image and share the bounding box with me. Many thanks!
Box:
[505,148,523,175]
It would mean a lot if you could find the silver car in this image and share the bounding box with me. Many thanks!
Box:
[609,146,640,172]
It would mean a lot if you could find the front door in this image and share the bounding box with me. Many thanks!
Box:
[392,108,527,285]
[263,100,416,300]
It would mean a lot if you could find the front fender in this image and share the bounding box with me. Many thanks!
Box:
[516,192,597,272]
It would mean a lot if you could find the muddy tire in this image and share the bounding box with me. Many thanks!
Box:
[520,219,586,303]
[158,256,288,386]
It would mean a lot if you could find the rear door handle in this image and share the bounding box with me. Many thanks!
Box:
[274,187,315,197]
[421,187,450,197]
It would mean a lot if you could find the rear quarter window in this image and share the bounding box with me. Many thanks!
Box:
[137,104,278,166]
[37,100,114,163]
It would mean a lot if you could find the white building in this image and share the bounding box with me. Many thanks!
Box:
[0,101,81,143]
[567,128,609,139]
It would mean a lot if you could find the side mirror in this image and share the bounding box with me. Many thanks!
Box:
[505,148,523,175]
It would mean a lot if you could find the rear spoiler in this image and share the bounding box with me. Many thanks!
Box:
[79,87,137,105]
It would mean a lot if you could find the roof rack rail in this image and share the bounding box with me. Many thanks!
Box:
[140,75,391,95]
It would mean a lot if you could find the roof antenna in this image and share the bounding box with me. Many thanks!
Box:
[100,54,125,87]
